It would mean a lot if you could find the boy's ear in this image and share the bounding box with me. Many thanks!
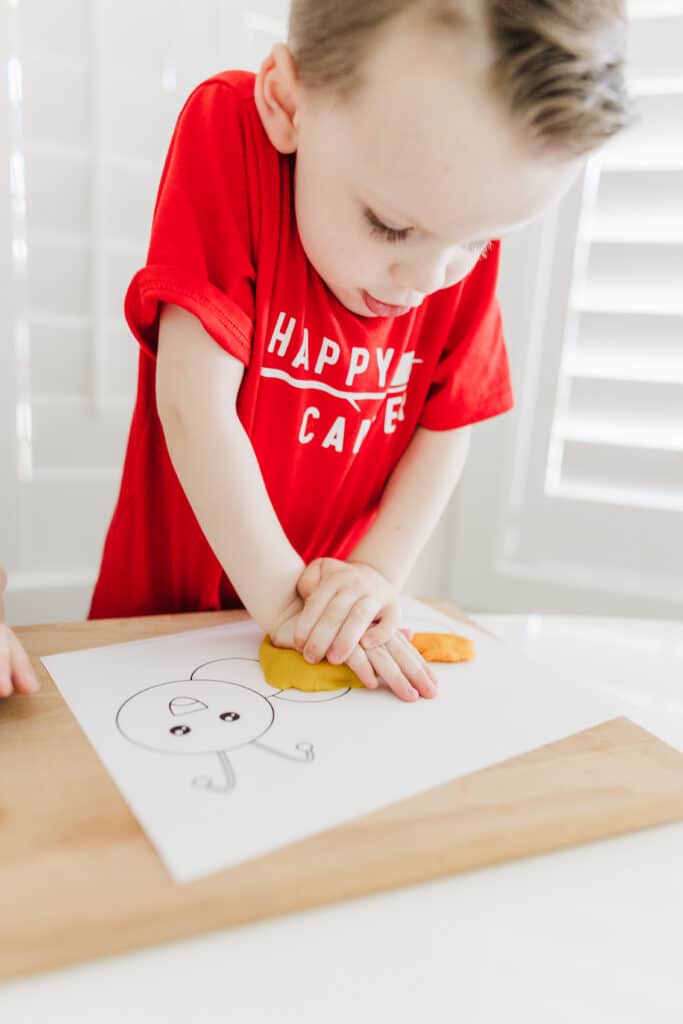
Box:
[254,43,300,154]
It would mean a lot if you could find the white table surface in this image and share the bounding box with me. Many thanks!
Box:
[3,613,683,1023]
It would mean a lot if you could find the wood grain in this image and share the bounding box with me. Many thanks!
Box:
[2,603,683,982]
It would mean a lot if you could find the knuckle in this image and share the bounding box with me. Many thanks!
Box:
[352,597,376,617]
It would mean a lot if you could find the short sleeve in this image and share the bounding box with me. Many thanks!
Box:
[419,241,514,430]
[124,80,256,364]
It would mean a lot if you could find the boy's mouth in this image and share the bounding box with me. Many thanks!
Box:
[361,290,414,317]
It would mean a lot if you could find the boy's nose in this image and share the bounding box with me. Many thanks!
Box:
[391,254,455,298]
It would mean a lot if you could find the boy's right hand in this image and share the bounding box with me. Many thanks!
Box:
[0,623,40,698]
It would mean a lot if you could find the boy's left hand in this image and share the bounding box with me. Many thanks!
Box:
[294,557,400,666]
[0,623,40,697]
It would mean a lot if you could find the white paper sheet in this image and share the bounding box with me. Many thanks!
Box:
[42,597,628,883]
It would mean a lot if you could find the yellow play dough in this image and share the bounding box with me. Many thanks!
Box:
[259,635,365,691]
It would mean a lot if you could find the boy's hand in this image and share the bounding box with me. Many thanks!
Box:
[294,557,399,667]
[271,603,437,701]
[0,624,40,698]
[269,596,377,691]
[268,581,438,700]
[360,629,438,701]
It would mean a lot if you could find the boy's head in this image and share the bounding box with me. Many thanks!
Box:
[255,0,629,318]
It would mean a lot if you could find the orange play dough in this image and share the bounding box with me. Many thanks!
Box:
[410,632,475,663]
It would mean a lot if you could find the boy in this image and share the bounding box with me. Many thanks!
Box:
[89,0,628,701]
[0,567,40,697]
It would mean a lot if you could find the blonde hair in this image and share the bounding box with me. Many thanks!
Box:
[288,0,631,155]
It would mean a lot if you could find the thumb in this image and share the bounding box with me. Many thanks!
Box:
[360,604,402,650]
[296,559,323,601]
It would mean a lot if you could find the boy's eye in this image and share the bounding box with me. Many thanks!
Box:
[363,207,412,244]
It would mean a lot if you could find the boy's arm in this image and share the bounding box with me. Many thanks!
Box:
[156,304,305,638]
[347,423,472,591]
[156,304,442,699]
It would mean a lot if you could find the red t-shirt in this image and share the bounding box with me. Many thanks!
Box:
[89,70,513,619]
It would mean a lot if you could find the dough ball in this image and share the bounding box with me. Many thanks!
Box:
[411,632,475,663]
[259,636,365,691]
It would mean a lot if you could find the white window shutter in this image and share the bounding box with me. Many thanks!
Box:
[450,2,683,616]
[0,0,290,624]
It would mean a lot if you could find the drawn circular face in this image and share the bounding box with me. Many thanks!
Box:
[116,679,274,755]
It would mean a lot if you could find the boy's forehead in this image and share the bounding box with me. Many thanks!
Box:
[330,74,570,242]
[297,7,581,241]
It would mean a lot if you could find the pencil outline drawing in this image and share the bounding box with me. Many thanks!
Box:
[115,656,352,794]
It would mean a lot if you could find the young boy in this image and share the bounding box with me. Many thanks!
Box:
[0,567,40,697]
[89,0,628,701]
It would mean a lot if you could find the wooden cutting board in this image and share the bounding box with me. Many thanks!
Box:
[3,601,683,982]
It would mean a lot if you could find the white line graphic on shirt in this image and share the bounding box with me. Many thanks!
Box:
[259,367,421,412]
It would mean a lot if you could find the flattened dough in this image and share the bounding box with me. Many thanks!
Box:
[411,632,475,663]
[259,635,364,691]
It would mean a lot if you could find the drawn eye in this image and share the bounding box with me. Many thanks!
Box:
[220,711,240,722]
[170,724,191,736]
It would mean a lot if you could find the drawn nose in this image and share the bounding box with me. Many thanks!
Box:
[169,696,208,716]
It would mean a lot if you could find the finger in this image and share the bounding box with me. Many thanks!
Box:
[0,659,12,697]
[293,577,343,652]
[296,559,324,602]
[302,589,360,664]
[360,603,402,649]
[0,667,11,700]
[326,596,382,665]
[399,632,439,686]
[8,635,40,695]
[344,645,379,690]
[386,633,438,698]
[365,644,419,702]
[269,614,298,651]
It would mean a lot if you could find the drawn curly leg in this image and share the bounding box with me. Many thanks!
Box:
[192,750,236,793]
[252,739,315,762]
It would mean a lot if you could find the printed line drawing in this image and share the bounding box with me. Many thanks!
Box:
[260,353,423,412]
[115,656,351,794]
